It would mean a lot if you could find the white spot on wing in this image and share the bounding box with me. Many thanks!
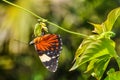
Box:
[53,70,56,72]
[59,46,62,50]
[60,38,62,41]
[60,42,63,45]
[50,52,53,54]
[52,56,56,59]
[57,54,59,57]
[47,52,50,55]
[39,54,51,62]
[46,66,49,69]
[51,64,53,67]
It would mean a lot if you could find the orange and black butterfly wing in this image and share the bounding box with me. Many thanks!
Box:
[32,34,62,72]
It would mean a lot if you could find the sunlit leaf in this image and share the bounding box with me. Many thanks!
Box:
[105,71,120,80]
[91,7,120,34]
[103,7,120,31]
[89,22,103,34]
[70,38,116,71]
[74,35,99,61]
[107,68,115,75]
[73,38,94,61]
[85,55,111,74]
[84,55,111,80]
[93,55,111,80]
[34,22,48,37]
[34,23,42,37]
[85,59,97,73]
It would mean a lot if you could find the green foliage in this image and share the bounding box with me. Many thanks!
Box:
[34,23,42,37]
[70,7,120,80]
[105,70,120,80]
[91,7,120,34]
[70,38,115,79]
[34,22,48,37]
[103,7,120,31]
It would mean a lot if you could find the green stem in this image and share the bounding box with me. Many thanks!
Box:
[47,21,87,37]
[3,0,43,20]
[3,0,88,38]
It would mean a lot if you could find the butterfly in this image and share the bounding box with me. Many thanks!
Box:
[30,34,62,72]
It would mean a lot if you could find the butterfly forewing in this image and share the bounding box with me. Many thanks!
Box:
[31,34,62,72]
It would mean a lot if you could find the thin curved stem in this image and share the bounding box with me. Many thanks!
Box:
[3,0,88,38]
[47,21,88,37]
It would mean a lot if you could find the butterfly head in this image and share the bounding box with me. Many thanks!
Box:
[29,37,43,45]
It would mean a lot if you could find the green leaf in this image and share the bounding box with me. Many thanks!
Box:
[103,7,120,31]
[93,55,111,80]
[40,22,48,32]
[105,71,120,80]
[73,35,100,61]
[34,22,48,37]
[91,7,120,34]
[70,38,116,71]
[89,22,103,34]
[107,68,115,75]
[85,59,98,73]
[34,23,42,37]
[85,55,111,80]
[73,38,94,61]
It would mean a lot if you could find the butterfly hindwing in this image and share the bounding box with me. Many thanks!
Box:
[38,51,59,72]
[33,34,62,72]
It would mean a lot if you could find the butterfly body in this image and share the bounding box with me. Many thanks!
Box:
[30,34,62,72]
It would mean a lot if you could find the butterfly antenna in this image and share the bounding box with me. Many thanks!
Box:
[13,39,28,45]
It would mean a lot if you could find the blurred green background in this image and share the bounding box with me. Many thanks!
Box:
[0,0,120,80]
